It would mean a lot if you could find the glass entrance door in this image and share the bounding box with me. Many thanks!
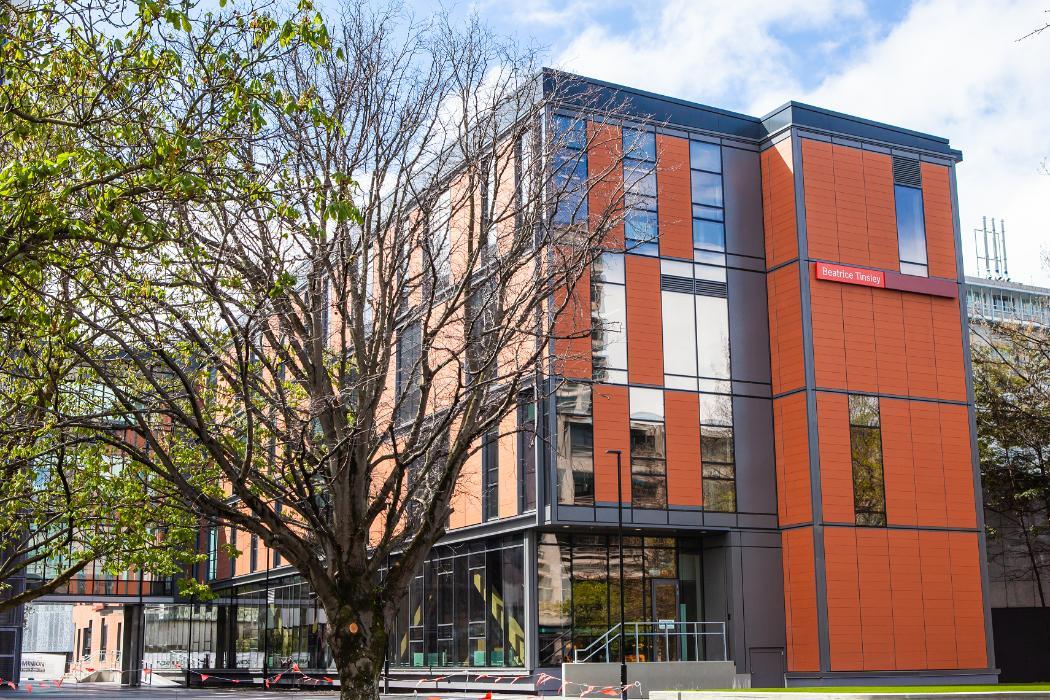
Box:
[650,578,679,661]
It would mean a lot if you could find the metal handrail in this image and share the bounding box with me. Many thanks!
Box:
[573,623,622,664]
[573,621,728,664]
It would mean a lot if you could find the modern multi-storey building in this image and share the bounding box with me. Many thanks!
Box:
[2,71,994,689]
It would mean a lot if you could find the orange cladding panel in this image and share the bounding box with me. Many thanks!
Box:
[863,151,900,270]
[553,268,592,379]
[767,264,805,394]
[949,531,988,668]
[856,529,896,670]
[921,162,957,280]
[761,139,798,268]
[911,401,948,527]
[888,529,927,669]
[588,122,624,249]
[831,144,870,267]
[817,392,854,523]
[656,134,693,259]
[901,295,938,398]
[592,384,630,504]
[880,398,918,526]
[931,296,966,402]
[802,139,838,262]
[872,289,909,396]
[665,390,702,507]
[940,403,977,529]
[773,393,812,526]
[625,255,663,385]
[840,285,878,394]
[824,527,863,671]
[498,411,519,519]
[810,276,847,389]
[782,527,820,671]
[919,530,958,668]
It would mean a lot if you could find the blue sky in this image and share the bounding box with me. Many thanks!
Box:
[340,0,1050,285]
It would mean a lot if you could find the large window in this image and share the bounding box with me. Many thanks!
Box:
[660,260,731,392]
[700,393,735,512]
[536,534,706,667]
[556,382,594,505]
[849,395,887,526]
[206,527,218,581]
[482,431,499,521]
[690,140,725,264]
[551,115,588,227]
[388,537,525,668]
[630,387,666,509]
[518,393,537,512]
[592,253,628,384]
[623,127,658,255]
[893,156,928,277]
[895,185,928,276]
[429,190,452,287]
[395,320,422,424]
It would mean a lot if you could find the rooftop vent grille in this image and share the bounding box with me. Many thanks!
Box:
[892,157,922,187]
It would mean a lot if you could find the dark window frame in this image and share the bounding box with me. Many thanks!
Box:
[622,127,659,256]
[689,140,726,259]
[848,394,887,527]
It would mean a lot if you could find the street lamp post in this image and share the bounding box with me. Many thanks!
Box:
[608,449,628,700]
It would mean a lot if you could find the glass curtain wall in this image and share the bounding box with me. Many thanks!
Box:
[387,535,526,669]
[536,533,704,666]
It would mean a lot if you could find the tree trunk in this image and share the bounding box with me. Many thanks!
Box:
[327,596,389,700]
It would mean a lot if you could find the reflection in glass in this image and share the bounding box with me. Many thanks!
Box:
[700,395,735,512]
[690,171,723,208]
[556,383,594,505]
[849,395,887,526]
[689,140,721,173]
[696,296,730,379]
[894,184,928,276]
[693,219,726,252]
[592,282,627,382]
[661,291,698,378]
[630,388,666,509]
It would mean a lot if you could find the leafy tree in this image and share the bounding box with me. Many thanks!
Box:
[25,4,636,697]
[0,0,328,610]
[973,320,1050,606]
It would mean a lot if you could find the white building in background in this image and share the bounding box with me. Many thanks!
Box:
[20,604,74,655]
[966,275,1050,327]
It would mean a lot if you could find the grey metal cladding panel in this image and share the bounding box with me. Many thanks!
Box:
[726,254,764,272]
[543,69,765,140]
[669,510,704,527]
[740,545,788,650]
[733,395,777,515]
[557,505,596,523]
[722,147,765,260]
[763,102,959,159]
[736,513,779,530]
[728,267,771,385]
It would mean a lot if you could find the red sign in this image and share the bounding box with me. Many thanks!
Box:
[815,262,885,288]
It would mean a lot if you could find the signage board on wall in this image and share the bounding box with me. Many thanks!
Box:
[814,262,885,288]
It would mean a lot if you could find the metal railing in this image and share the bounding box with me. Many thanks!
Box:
[573,621,728,664]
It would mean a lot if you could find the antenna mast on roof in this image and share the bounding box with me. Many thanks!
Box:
[974,216,1009,281]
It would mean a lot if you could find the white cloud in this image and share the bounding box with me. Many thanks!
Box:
[548,0,1050,285]
[803,0,1050,286]
[552,0,867,112]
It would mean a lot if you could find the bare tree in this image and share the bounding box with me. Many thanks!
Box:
[33,5,642,697]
